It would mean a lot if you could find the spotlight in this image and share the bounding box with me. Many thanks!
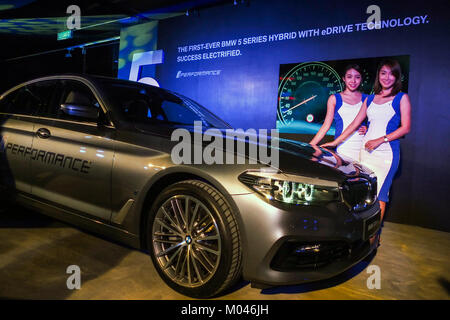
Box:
[234,0,237,5]
[65,49,72,58]
[185,10,189,16]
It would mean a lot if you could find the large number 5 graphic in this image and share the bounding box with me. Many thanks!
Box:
[129,50,164,87]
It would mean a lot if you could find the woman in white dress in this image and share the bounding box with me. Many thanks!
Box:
[322,59,411,223]
[310,64,367,161]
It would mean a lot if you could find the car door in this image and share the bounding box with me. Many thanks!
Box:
[31,78,115,221]
[0,82,51,198]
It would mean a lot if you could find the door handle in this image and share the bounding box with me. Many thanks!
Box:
[36,128,51,139]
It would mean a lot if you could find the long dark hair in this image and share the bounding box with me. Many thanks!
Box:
[373,59,402,96]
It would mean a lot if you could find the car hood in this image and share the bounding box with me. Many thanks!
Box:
[276,138,374,182]
[134,124,374,183]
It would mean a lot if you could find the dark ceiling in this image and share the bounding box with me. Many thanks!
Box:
[0,0,226,19]
[0,0,231,60]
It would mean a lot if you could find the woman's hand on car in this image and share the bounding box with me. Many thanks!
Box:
[358,125,367,135]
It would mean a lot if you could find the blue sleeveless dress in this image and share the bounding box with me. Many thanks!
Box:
[360,92,404,202]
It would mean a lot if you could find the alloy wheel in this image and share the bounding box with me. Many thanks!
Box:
[152,195,222,288]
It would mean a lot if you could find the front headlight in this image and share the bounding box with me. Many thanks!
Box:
[238,170,341,205]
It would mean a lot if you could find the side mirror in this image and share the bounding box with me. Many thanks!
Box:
[60,103,99,120]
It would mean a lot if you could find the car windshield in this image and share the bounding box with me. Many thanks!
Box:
[98,79,231,129]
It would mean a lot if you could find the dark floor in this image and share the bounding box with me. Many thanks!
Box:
[0,206,449,300]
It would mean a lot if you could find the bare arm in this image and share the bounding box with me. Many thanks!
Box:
[387,93,411,140]
[321,99,368,148]
[364,94,411,150]
[310,95,336,145]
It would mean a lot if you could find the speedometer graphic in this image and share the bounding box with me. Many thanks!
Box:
[277,62,343,126]
[275,56,409,135]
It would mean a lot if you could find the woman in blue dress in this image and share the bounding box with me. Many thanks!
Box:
[322,59,412,223]
[310,64,367,161]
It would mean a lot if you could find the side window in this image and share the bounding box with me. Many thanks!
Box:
[0,81,57,116]
[121,92,167,122]
[57,80,101,122]
[0,89,19,114]
[161,100,200,124]
[0,86,35,116]
[27,80,58,117]
[15,87,37,115]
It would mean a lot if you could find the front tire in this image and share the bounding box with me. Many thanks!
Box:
[147,180,242,298]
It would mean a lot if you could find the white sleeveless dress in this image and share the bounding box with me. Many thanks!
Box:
[334,95,365,161]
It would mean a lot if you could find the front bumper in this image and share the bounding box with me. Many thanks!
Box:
[232,192,380,286]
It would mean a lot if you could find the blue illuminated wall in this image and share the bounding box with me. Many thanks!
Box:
[119,0,450,232]
[118,21,159,83]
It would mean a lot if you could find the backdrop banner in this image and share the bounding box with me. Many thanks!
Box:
[119,0,450,232]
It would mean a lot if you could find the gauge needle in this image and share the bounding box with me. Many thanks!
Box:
[283,95,317,113]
